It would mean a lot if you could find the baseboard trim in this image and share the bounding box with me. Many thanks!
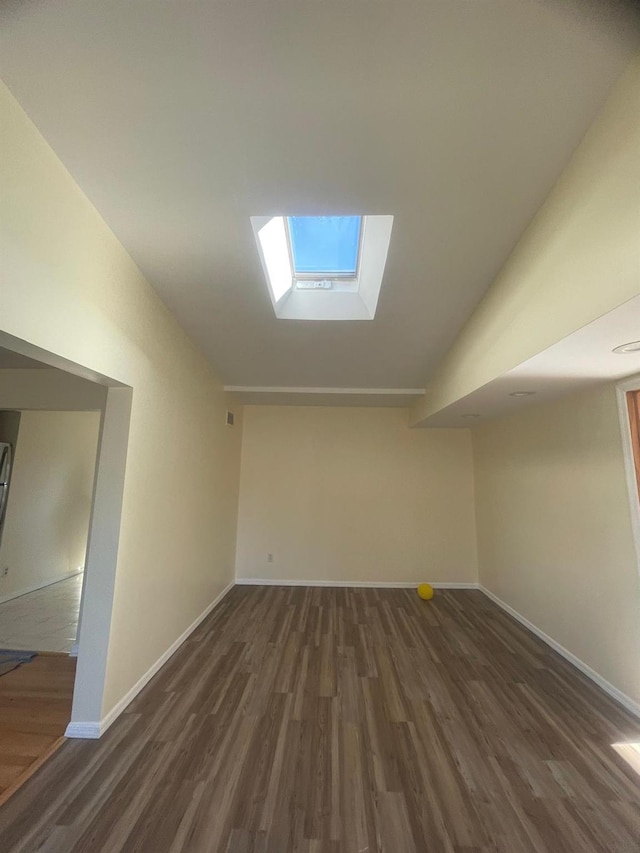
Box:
[65,721,101,739]
[65,580,235,739]
[66,579,640,738]
[479,585,640,719]
[235,578,479,589]
[0,568,83,606]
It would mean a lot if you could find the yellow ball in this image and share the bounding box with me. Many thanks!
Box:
[417,583,434,601]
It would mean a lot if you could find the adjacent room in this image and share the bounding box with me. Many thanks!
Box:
[0,407,99,653]
[0,355,104,803]
[1,1,640,851]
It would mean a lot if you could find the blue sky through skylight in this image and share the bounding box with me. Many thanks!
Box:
[288,216,361,276]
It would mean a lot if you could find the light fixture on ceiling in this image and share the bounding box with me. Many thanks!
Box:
[509,391,536,397]
[613,341,640,354]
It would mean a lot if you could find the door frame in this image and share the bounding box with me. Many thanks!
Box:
[616,373,640,581]
[0,330,132,737]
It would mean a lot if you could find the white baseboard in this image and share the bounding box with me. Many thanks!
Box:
[235,578,479,589]
[0,568,83,606]
[64,721,101,738]
[65,580,235,739]
[479,585,640,719]
[66,579,639,739]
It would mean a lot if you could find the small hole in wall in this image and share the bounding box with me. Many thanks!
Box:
[226,411,235,427]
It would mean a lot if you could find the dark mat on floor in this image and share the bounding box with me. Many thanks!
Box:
[0,649,37,678]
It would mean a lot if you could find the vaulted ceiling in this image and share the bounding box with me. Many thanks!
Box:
[1,0,638,389]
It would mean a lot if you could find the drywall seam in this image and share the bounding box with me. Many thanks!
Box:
[479,585,640,719]
[66,580,234,739]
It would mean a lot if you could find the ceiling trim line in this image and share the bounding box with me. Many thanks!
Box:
[224,386,425,396]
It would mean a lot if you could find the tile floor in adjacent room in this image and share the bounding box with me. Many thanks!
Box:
[0,573,83,653]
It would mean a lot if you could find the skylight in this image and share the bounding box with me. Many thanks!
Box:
[288,216,361,278]
[251,214,394,321]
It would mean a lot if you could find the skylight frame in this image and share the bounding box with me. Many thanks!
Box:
[250,214,393,321]
[286,216,365,283]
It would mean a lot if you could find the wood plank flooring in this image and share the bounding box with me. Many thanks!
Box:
[0,653,76,805]
[0,586,639,852]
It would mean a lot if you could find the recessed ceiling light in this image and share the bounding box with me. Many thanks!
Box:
[509,391,536,397]
[461,413,481,419]
[613,341,640,354]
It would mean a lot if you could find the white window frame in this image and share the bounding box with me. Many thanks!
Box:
[287,215,364,286]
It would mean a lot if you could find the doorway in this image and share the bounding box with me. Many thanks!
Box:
[0,339,132,800]
[618,378,640,581]
[0,409,100,654]
[626,389,640,504]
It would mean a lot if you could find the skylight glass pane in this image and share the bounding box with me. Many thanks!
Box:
[288,216,361,276]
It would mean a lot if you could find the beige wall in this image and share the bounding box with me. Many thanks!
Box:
[472,383,640,706]
[0,410,21,447]
[0,411,100,600]
[413,54,640,425]
[1,82,244,721]
[236,406,478,585]
[0,369,107,411]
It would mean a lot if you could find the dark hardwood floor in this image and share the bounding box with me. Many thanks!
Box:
[0,586,639,852]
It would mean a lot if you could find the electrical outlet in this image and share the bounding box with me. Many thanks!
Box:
[267,553,274,564]
[2,566,8,578]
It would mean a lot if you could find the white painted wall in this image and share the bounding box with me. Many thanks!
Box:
[0,410,100,601]
[472,382,640,708]
[236,406,477,585]
[1,82,245,725]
